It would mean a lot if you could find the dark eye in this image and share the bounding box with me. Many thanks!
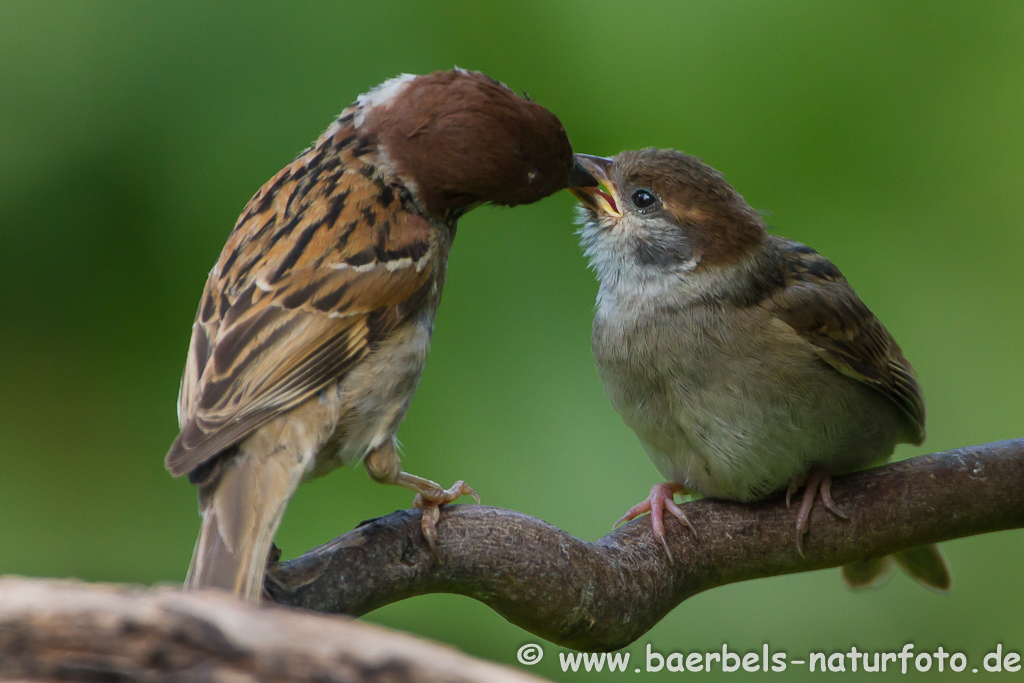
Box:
[631,189,657,210]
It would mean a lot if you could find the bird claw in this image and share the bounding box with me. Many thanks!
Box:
[413,480,479,555]
[790,470,847,557]
[615,482,696,564]
[613,499,653,529]
[785,480,799,509]
[819,481,848,520]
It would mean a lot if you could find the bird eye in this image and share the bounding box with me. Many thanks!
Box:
[631,189,657,210]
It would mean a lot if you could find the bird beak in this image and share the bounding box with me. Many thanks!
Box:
[568,154,621,217]
[567,158,600,189]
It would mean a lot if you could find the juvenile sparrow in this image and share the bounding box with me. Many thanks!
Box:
[165,69,597,602]
[571,149,949,591]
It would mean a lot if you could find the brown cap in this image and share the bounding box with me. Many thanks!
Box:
[362,70,590,216]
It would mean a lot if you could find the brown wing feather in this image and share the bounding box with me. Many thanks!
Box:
[167,124,437,477]
[768,238,926,443]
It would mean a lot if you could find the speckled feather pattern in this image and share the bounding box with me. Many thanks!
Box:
[165,70,584,601]
[168,108,442,479]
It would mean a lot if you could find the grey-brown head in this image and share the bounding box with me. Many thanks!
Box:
[355,70,596,218]
[571,148,766,286]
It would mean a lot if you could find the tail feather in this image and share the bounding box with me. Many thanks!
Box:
[893,544,951,592]
[841,556,892,590]
[841,543,950,593]
[185,450,299,603]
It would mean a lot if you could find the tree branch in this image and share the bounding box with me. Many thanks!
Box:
[0,578,548,683]
[267,439,1024,651]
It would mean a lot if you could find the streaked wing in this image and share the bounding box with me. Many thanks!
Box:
[768,238,926,442]
[167,128,436,477]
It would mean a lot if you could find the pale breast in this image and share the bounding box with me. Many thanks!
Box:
[594,299,904,502]
[308,231,449,481]
[308,291,439,480]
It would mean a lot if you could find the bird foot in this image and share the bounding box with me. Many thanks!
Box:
[614,482,696,563]
[413,480,480,555]
[788,470,848,557]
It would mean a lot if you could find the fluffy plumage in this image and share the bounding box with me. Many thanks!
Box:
[572,148,948,590]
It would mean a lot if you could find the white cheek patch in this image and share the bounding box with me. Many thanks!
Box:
[354,73,417,128]
[575,207,720,308]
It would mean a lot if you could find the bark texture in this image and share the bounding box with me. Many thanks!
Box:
[2,440,1020,681]
[0,578,547,682]
[267,440,1024,651]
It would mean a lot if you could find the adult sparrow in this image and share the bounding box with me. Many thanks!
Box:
[571,148,949,591]
[165,69,597,602]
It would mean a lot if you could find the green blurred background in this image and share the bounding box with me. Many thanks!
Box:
[2,1,1022,680]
